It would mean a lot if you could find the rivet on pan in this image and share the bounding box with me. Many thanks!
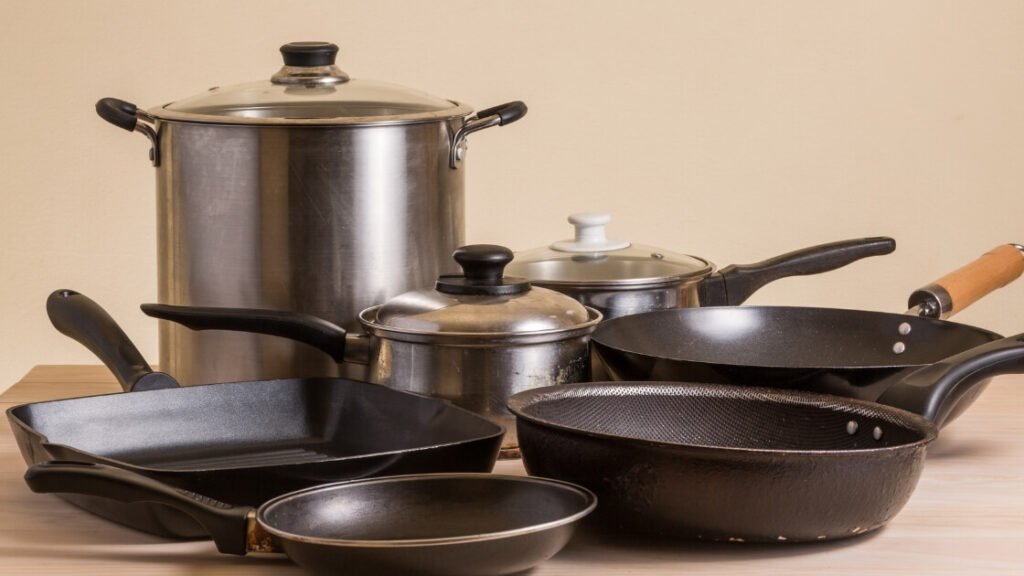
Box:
[873,426,883,440]
[846,421,859,435]
[898,322,912,336]
[892,342,906,354]
[777,535,788,541]
[651,253,665,259]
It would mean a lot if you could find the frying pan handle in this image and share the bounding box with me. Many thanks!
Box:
[140,304,349,364]
[25,461,251,555]
[877,333,1024,427]
[46,290,179,392]
[700,237,896,306]
[908,244,1024,319]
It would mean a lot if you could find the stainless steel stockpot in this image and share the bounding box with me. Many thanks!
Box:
[141,245,603,456]
[97,41,527,385]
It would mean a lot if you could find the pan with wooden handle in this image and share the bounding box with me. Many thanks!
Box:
[591,244,1024,425]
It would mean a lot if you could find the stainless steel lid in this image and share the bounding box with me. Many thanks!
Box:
[507,213,715,288]
[155,42,472,126]
[363,245,598,336]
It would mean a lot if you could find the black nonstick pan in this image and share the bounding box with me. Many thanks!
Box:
[592,244,1024,421]
[509,332,1024,543]
[25,464,596,576]
[6,290,503,538]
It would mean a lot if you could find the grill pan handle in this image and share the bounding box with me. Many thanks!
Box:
[25,461,251,555]
[700,237,896,306]
[46,290,178,392]
[140,304,349,364]
[878,333,1024,426]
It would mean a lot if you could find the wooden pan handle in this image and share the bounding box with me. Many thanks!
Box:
[908,244,1024,319]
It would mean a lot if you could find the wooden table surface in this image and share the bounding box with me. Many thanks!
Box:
[1,366,1022,575]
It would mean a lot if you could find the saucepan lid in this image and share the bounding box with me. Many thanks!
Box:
[507,213,714,289]
[363,245,601,338]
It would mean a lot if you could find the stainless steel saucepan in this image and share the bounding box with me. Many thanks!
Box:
[141,245,601,457]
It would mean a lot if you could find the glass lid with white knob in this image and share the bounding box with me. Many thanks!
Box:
[506,213,715,288]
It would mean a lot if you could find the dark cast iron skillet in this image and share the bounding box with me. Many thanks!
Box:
[592,244,1024,422]
[509,332,1024,543]
[24,466,595,576]
[6,290,503,538]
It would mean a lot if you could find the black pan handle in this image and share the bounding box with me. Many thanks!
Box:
[140,304,348,364]
[46,290,178,392]
[877,333,1024,426]
[700,237,897,306]
[25,461,250,555]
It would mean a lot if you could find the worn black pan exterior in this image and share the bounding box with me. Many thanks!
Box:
[592,306,1002,422]
[6,290,504,538]
[510,334,1024,542]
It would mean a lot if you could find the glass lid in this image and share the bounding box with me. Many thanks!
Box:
[366,245,594,335]
[506,213,715,288]
[155,42,471,125]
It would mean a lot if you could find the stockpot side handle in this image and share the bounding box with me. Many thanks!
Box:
[700,237,897,306]
[95,97,160,166]
[46,290,178,393]
[877,333,1024,427]
[24,461,251,555]
[908,244,1024,320]
[140,304,348,364]
[449,101,528,168]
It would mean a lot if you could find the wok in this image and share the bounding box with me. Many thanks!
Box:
[6,290,503,538]
[25,465,595,576]
[510,332,1024,542]
[592,244,1024,421]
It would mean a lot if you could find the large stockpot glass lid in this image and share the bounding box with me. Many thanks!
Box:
[157,42,471,125]
[365,245,597,336]
[507,213,715,288]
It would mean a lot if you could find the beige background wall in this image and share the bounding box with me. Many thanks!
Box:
[1,1,1021,392]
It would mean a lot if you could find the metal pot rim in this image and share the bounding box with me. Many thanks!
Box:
[359,305,603,345]
[148,100,474,127]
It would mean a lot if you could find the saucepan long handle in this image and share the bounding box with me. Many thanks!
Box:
[700,237,896,306]
[140,304,349,364]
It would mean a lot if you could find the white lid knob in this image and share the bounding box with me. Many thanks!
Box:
[551,212,631,253]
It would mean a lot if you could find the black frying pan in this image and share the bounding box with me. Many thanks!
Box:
[6,290,503,538]
[509,332,1024,542]
[592,244,1024,421]
[25,464,596,576]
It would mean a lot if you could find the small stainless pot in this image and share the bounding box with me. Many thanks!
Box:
[142,245,602,457]
[507,213,896,320]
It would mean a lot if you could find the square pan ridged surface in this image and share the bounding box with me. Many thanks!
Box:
[8,377,503,537]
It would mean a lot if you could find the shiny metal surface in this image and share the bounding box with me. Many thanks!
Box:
[540,280,702,320]
[362,324,596,451]
[369,286,594,334]
[155,119,466,385]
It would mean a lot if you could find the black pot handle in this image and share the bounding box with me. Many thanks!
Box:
[476,101,528,127]
[95,97,160,166]
[699,237,897,306]
[140,304,349,364]
[95,98,139,132]
[46,290,178,392]
[877,333,1024,427]
[24,461,250,555]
